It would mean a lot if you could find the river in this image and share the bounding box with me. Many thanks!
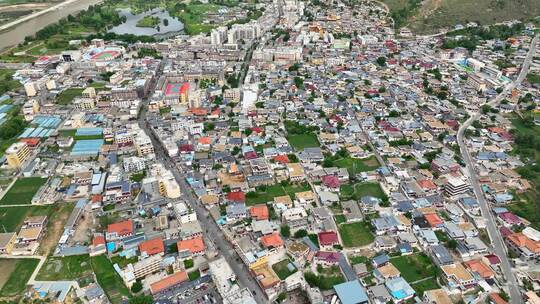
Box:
[0,0,103,51]
[109,8,184,38]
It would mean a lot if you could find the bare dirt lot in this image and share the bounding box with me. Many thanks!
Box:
[0,259,17,290]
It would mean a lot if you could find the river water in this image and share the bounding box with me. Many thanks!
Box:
[0,0,103,50]
[109,8,184,38]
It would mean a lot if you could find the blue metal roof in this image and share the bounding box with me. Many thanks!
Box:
[334,280,368,304]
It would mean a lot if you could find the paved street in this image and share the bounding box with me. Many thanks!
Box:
[457,34,539,304]
[138,105,266,304]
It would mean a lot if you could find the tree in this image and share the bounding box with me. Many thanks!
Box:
[131,281,143,293]
[280,225,291,238]
[376,56,386,66]
[294,229,308,238]
[447,239,458,249]
[277,292,287,302]
[294,76,304,89]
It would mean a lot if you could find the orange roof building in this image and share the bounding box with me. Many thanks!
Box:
[150,271,188,294]
[464,259,495,279]
[260,233,284,248]
[489,293,509,304]
[139,238,165,256]
[106,219,134,240]
[507,232,540,256]
[424,213,444,227]
[198,137,212,145]
[92,235,105,246]
[177,237,205,255]
[250,204,269,221]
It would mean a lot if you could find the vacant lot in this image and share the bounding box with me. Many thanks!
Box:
[37,254,92,281]
[334,156,379,175]
[91,255,130,304]
[272,259,297,280]
[0,258,39,297]
[246,183,311,206]
[0,177,47,205]
[391,253,439,295]
[338,222,374,247]
[56,88,84,105]
[287,133,320,151]
[340,182,387,201]
[0,259,17,290]
[39,202,74,255]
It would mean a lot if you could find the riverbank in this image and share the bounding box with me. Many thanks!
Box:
[0,0,102,51]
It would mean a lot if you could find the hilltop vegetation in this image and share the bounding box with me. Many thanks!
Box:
[381,0,540,34]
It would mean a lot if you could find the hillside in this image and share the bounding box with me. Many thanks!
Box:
[381,0,540,34]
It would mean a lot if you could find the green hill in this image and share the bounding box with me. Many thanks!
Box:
[381,0,540,34]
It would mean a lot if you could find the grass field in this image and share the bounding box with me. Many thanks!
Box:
[0,260,17,291]
[246,182,311,206]
[136,16,160,28]
[287,133,320,151]
[382,0,540,34]
[0,69,21,96]
[56,88,84,105]
[334,156,379,175]
[507,113,540,228]
[0,177,47,206]
[391,253,439,295]
[0,258,39,297]
[177,3,221,35]
[340,182,387,201]
[338,222,374,248]
[0,204,58,232]
[272,259,297,280]
[36,255,92,281]
[91,255,131,304]
[527,73,540,85]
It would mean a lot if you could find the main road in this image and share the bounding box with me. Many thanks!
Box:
[137,63,266,304]
[457,34,538,304]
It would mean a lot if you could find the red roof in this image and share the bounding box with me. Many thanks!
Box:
[484,254,501,265]
[418,179,437,190]
[19,138,40,147]
[322,175,340,188]
[318,231,339,246]
[180,83,190,94]
[91,194,103,203]
[251,127,263,134]
[177,237,205,254]
[227,191,246,202]
[92,235,105,246]
[179,144,194,152]
[250,204,269,220]
[244,151,258,160]
[150,271,188,294]
[315,251,340,263]
[424,213,444,227]
[107,219,133,236]
[139,238,165,256]
[260,233,284,248]
[273,155,290,164]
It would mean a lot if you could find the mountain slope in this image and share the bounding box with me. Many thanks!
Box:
[382,0,540,34]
